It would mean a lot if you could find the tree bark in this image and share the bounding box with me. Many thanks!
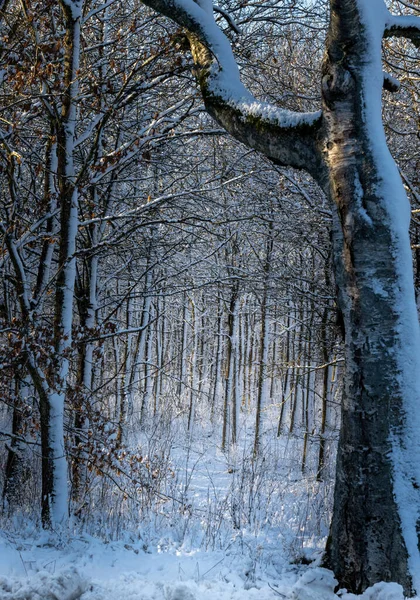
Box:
[222,283,239,450]
[38,0,83,528]
[2,378,30,510]
[320,2,420,594]
[254,221,273,456]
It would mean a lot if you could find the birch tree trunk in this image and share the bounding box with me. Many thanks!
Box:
[222,284,239,450]
[73,238,99,504]
[277,310,291,436]
[178,296,189,401]
[141,301,155,426]
[129,251,154,407]
[38,0,83,528]
[153,293,165,417]
[321,3,420,593]
[210,287,223,422]
[187,297,199,432]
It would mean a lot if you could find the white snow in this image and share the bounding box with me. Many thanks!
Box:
[169,0,320,128]
[0,534,414,600]
[289,568,338,600]
[385,14,420,33]
[353,173,373,226]
[356,0,420,593]
[0,420,415,600]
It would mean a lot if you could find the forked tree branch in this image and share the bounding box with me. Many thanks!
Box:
[140,0,326,181]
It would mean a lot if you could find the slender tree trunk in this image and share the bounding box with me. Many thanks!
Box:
[254,221,273,455]
[210,288,223,422]
[153,293,165,417]
[302,301,314,474]
[39,0,83,527]
[244,303,252,409]
[73,239,99,503]
[141,302,155,426]
[269,309,278,401]
[277,310,291,436]
[179,297,189,401]
[317,300,331,482]
[117,295,134,446]
[222,284,239,450]
[129,256,154,404]
[287,309,297,432]
[187,298,199,432]
[230,296,239,446]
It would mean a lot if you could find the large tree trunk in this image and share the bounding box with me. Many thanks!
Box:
[322,1,420,595]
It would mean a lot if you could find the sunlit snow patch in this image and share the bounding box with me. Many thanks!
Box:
[0,567,87,600]
[341,581,405,599]
[290,568,338,600]
[290,568,406,600]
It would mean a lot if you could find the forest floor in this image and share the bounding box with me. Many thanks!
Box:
[0,416,414,599]
[0,531,409,600]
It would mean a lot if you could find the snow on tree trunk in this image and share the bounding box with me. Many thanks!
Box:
[322,1,420,594]
[40,0,83,528]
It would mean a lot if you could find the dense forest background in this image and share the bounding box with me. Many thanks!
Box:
[0,0,419,562]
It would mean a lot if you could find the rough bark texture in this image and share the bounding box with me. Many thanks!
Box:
[320,1,416,594]
[2,391,26,509]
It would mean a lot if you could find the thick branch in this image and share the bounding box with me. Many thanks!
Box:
[385,14,420,47]
[141,0,325,180]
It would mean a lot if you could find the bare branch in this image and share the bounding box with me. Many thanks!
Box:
[141,0,325,180]
[396,0,420,13]
[213,5,241,34]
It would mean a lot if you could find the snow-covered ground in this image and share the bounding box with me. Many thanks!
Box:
[0,532,409,600]
[0,417,414,599]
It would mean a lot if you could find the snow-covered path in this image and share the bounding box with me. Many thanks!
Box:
[0,533,293,599]
[0,533,411,600]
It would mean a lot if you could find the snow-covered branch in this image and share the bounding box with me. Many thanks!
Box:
[141,0,324,179]
[213,5,241,34]
[385,14,420,47]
